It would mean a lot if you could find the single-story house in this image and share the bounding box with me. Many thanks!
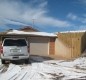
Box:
[0,26,86,59]
[0,26,57,57]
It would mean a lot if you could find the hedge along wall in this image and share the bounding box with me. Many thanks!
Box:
[56,32,85,59]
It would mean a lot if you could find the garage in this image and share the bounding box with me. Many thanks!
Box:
[0,29,56,57]
[29,37,49,56]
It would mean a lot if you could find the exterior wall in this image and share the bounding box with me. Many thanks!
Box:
[0,35,56,57]
[49,38,55,55]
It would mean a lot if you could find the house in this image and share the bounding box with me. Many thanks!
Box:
[0,26,86,59]
[0,26,57,57]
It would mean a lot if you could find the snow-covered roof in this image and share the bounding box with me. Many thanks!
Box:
[59,30,86,33]
[7,30,57,37]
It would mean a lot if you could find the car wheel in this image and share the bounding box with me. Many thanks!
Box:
[25,58,29,64]
[1,59,5,64]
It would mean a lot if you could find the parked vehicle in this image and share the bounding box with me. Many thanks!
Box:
[0,38,30,64]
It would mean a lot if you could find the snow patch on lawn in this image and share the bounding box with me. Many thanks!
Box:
[44,57,86,80]
[73,57,86,69]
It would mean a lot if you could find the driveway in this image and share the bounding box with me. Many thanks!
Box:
[0,55,86,80]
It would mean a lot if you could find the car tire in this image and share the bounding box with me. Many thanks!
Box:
[25,58,29,64]
[1,59,5,64]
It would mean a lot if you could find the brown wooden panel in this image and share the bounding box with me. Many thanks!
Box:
[71,38,81,58]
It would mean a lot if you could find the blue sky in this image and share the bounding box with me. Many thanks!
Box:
[0,0,86,32]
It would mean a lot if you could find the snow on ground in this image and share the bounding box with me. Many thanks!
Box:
[0,56,86,80]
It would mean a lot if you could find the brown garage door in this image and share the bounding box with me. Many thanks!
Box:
[29,37,49,56]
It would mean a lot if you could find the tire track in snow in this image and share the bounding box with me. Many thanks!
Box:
[26,63,50,80]
[0,64,9,73]
[0,64,21,80]
[14,66,31,80]
[8,64,32,80]
[19,63,45,80]
[19,63,40,80]
[0,65,7,73]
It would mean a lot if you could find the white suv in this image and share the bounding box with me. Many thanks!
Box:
[1,38,30,64]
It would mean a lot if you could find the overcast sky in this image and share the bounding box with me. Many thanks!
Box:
[0,0,86,32]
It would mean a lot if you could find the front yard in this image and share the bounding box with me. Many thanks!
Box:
[0,55,86,80]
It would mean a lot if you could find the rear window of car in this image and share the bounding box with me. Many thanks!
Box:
[3,39,27,46]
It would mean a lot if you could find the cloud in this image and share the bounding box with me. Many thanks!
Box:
[81,17,86,23]
[78,25,86,30]
[0,17,28,30]
[78,0,86,5]
[0,17,28,25]
[0,0,71,30]
[67,13,77,20]
[67,13,86,24]
[35,16,71,27]
[78,15,86,24]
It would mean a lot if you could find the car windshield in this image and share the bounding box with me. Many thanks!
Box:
[3,39,27,46]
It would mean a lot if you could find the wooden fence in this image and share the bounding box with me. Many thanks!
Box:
[57,32,85,58]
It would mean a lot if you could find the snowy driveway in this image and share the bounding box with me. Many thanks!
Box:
[0,56,86,80]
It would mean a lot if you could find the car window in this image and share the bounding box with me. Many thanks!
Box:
[3,39,27,46]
